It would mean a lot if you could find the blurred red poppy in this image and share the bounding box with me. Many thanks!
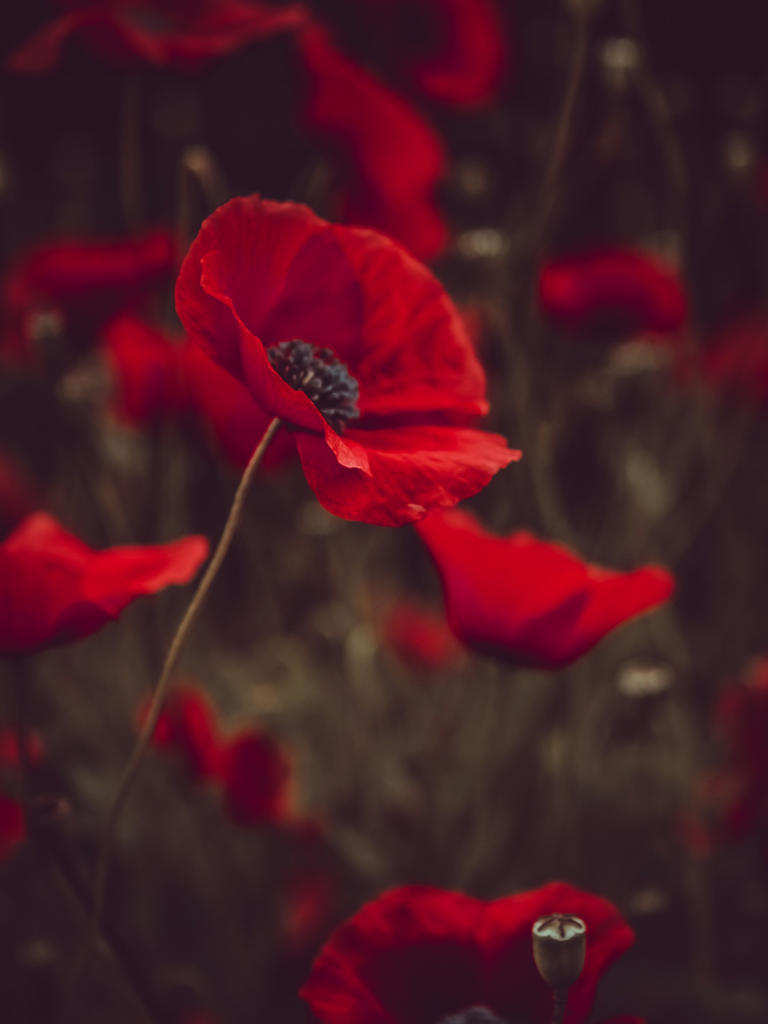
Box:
[1,230,175,364]
[711,657,768,840]
[9,0,308,73]
[0,453,39,537]
[699,313,768,403]
[105,314,194,425]
[175,195,518,526]
[0,794,25,860]
[147,684,295,826]
[383,599,464,672]
[0,512,209,654]
[538,248,687,337]
[146,685,223,781]
[415,508,674,668]
[300,882,642,1024]
[297,25,448,260]
[357,0,510,107]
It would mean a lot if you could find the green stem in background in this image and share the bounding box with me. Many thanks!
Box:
[175,144,230,271]
[91,416,281,934]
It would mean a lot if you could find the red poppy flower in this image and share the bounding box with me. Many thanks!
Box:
[356,0,509,107]
[105,314,194,425]
[415,509,674,668]
[300,882,642,1024]
[383,599,464,672]
[175,195,518,526]
[1,230,175,364]
[0,730,44,768]
[0,794,25,860]
[146,686,223,781]
[147,684,295,826]
[0,453,39,536]
[8,0,308,73]
[0,512,209,654]
[538,249,687,337]
[297,25,448,261]
[221,729,293,825]
[699,314,768,403]
[710,657,768,840]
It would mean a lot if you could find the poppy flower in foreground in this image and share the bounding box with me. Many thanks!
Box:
[175,195,518,526]
[300,882,642,1024]
[0,512,209,654]
[357,0,510,107]
[415,509,674,668]
[147,685,295,826]
[297,25,448,260]
[1,229,175,364]
[538,248,687,337]
[8,0,308,73]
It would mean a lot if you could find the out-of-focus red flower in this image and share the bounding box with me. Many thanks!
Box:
[105,314,194,425]
[0,730,44,768]
[9,0,309,73]
[222,730,293,825]
[297,26,448,260]
[0,512,209,654]
[283,868,335,951]
[176,195,518,526]
[699,314,768,402]
[300,882,642,1024]
[382,599,464,672]
[538,248,687,337]
[147,684,296,827]
[0,794,25,860]
[146,686,223,781]
[710,657,768,841]
[357,0,510,107]
[0,454,39,536]
[1,230,175,364]
[415,508,675,668]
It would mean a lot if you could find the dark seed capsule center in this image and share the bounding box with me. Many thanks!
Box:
[267,339,360,432]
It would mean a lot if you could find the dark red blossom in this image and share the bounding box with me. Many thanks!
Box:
[699,313,768,403]
[0,512,209,654]
[175,195,518,526]
[1,230,175,363]
[297,26,448,260]
[148,685,295,827]
[538,248,687,337]
[105,314,194,425]
[357,0,510,107]
[300,882,641,1024]
[383,599,464,672]
[0,794,25,860]
[9,0,309,73]
[415,508,674,668]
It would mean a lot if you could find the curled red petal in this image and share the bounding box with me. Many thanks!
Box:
[297,25,448,260]
[538,248,687,336]
[296,426,519,527]
[0,512,209,654]
[415,508,675,668]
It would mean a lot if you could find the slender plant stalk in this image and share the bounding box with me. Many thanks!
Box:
[91,416,281,932]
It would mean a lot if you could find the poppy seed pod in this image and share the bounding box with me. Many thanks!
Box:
[532,914,586,991]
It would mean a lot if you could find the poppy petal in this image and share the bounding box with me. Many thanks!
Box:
[296,426,519,526]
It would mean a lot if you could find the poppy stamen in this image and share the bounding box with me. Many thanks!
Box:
[267,339,360,432]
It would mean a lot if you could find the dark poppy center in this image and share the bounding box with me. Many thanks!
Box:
[267,339,360,432]
[439,1007,519,1024]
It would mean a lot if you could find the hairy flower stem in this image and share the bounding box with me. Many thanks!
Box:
[551,988,568,1024]
[91,416,281,934]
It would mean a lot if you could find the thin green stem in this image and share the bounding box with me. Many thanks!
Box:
[91,416,281,933]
